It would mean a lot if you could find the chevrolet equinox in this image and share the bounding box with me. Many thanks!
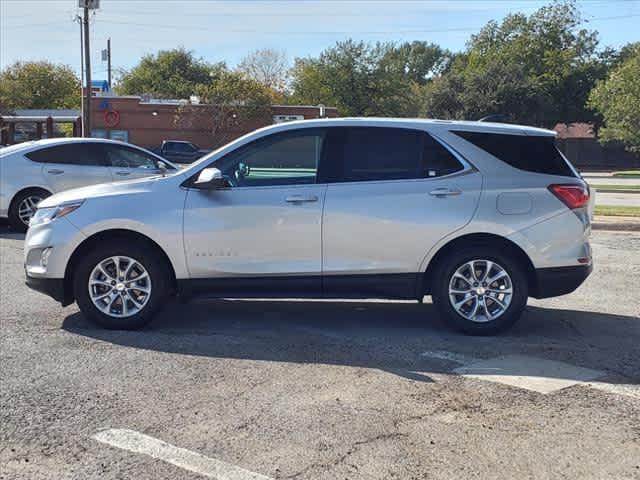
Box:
[24,119,593,334]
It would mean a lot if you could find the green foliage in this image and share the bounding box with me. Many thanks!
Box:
[422,0,609,126]
[0,61,80,111]
[290,40,450,116]
[116,47,223,99]
[589,44,640,153]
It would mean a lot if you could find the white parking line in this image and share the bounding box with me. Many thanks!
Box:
[420,350,476,365]
[422,351,639,398]
[93,428,274,480]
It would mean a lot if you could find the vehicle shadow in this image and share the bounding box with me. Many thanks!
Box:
[0,219,25,240]
[62,299,640,385]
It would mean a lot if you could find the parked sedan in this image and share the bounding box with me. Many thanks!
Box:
[0,138,176,231]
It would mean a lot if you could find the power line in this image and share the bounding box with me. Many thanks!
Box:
[3,11,639,33]
[94,13,640,35]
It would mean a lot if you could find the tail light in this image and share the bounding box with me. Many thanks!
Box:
[548,184,590,209]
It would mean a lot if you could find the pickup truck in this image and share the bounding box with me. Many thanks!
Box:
[156,140,210,164]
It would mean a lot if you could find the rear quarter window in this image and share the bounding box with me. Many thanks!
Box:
[453,131,575,177]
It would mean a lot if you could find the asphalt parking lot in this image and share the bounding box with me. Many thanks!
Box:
[1,225,639,480]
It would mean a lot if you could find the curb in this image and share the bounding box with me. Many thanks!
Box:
[593,189,640,194]
[592,222,640,232]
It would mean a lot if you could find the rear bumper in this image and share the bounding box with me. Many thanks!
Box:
[25,275,71,305]
[532,264,593,299]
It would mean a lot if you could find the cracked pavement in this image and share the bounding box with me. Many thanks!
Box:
[1,225,639,479]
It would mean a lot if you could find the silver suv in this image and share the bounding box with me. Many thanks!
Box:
[24,119,593,334]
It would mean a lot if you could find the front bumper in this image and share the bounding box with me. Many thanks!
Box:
[25,275,72,305]
[532,263,593,299]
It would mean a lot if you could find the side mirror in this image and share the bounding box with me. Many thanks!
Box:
[192,167,230,189]
[157,160,168,177]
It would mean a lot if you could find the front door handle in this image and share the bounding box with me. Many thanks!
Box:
[429,187,462,197]
[115,171,131,176]
[285,195,319,203]
[47,169,64,175]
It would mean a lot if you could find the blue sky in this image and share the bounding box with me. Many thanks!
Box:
[1,0,639,81]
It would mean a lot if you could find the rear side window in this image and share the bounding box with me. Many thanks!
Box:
[26,144,107,166]
[453,131,574,177]
[324,127,464,183]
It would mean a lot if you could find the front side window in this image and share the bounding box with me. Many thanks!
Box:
[216,129,325,187]
[324,127,463,183]
[178,143,197,153]
[168,142,196,153]
[26,143,107,166]
[103,145,159,169]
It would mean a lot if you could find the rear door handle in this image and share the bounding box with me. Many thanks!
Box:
[285,195,319,203]
[47,169,64,175]
[429,187,461,197]
[115,171,131,176]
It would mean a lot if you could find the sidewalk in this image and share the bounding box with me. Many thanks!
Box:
[592,215,640,232]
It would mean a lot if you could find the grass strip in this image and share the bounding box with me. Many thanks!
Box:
[594,205,640,217]
[592,184,640,193]
[612,170,640,178]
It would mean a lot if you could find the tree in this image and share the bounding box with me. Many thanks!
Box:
[588,44,640,153]
[290,40,448,116]
[422,0,609,126]
[174,70,272,142]
[117,48,223,99]
[237,48,290,93]
[0,61,80,111]
[380,41,451,85]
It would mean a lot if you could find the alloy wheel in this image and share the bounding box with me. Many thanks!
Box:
[88,256,152,318]
[448,259,513,323]
[18,195,43,226]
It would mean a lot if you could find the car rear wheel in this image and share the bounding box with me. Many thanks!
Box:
[73,241,170,329]
[431,246,528,335]
[9,188,51,232]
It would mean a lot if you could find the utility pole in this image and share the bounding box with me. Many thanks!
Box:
[82,4,92,137]
[107,38,112,90]
[77,15,85,136]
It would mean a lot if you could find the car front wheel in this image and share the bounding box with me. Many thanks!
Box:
[73,241,170,329]
[431,246,528,335]
[9,189,51,232]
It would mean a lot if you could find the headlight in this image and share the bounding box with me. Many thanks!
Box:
[29,201,84,227]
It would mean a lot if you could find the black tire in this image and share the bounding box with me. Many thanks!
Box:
[8,188,51,232]
[73,240,170,330]
[431,246,528,335]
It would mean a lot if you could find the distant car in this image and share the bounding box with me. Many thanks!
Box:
[0,138,177,231]
[157,140,210,164]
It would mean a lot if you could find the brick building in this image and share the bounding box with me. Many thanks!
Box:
[90,95,338,150]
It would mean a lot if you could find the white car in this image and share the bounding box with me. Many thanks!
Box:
[25,118,593,334]
[0,138,176,231]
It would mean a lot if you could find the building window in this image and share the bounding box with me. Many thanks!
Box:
[92,129,129,143]
[110,130,129,142]
[273,115,304,124]
[92,129,108,138]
